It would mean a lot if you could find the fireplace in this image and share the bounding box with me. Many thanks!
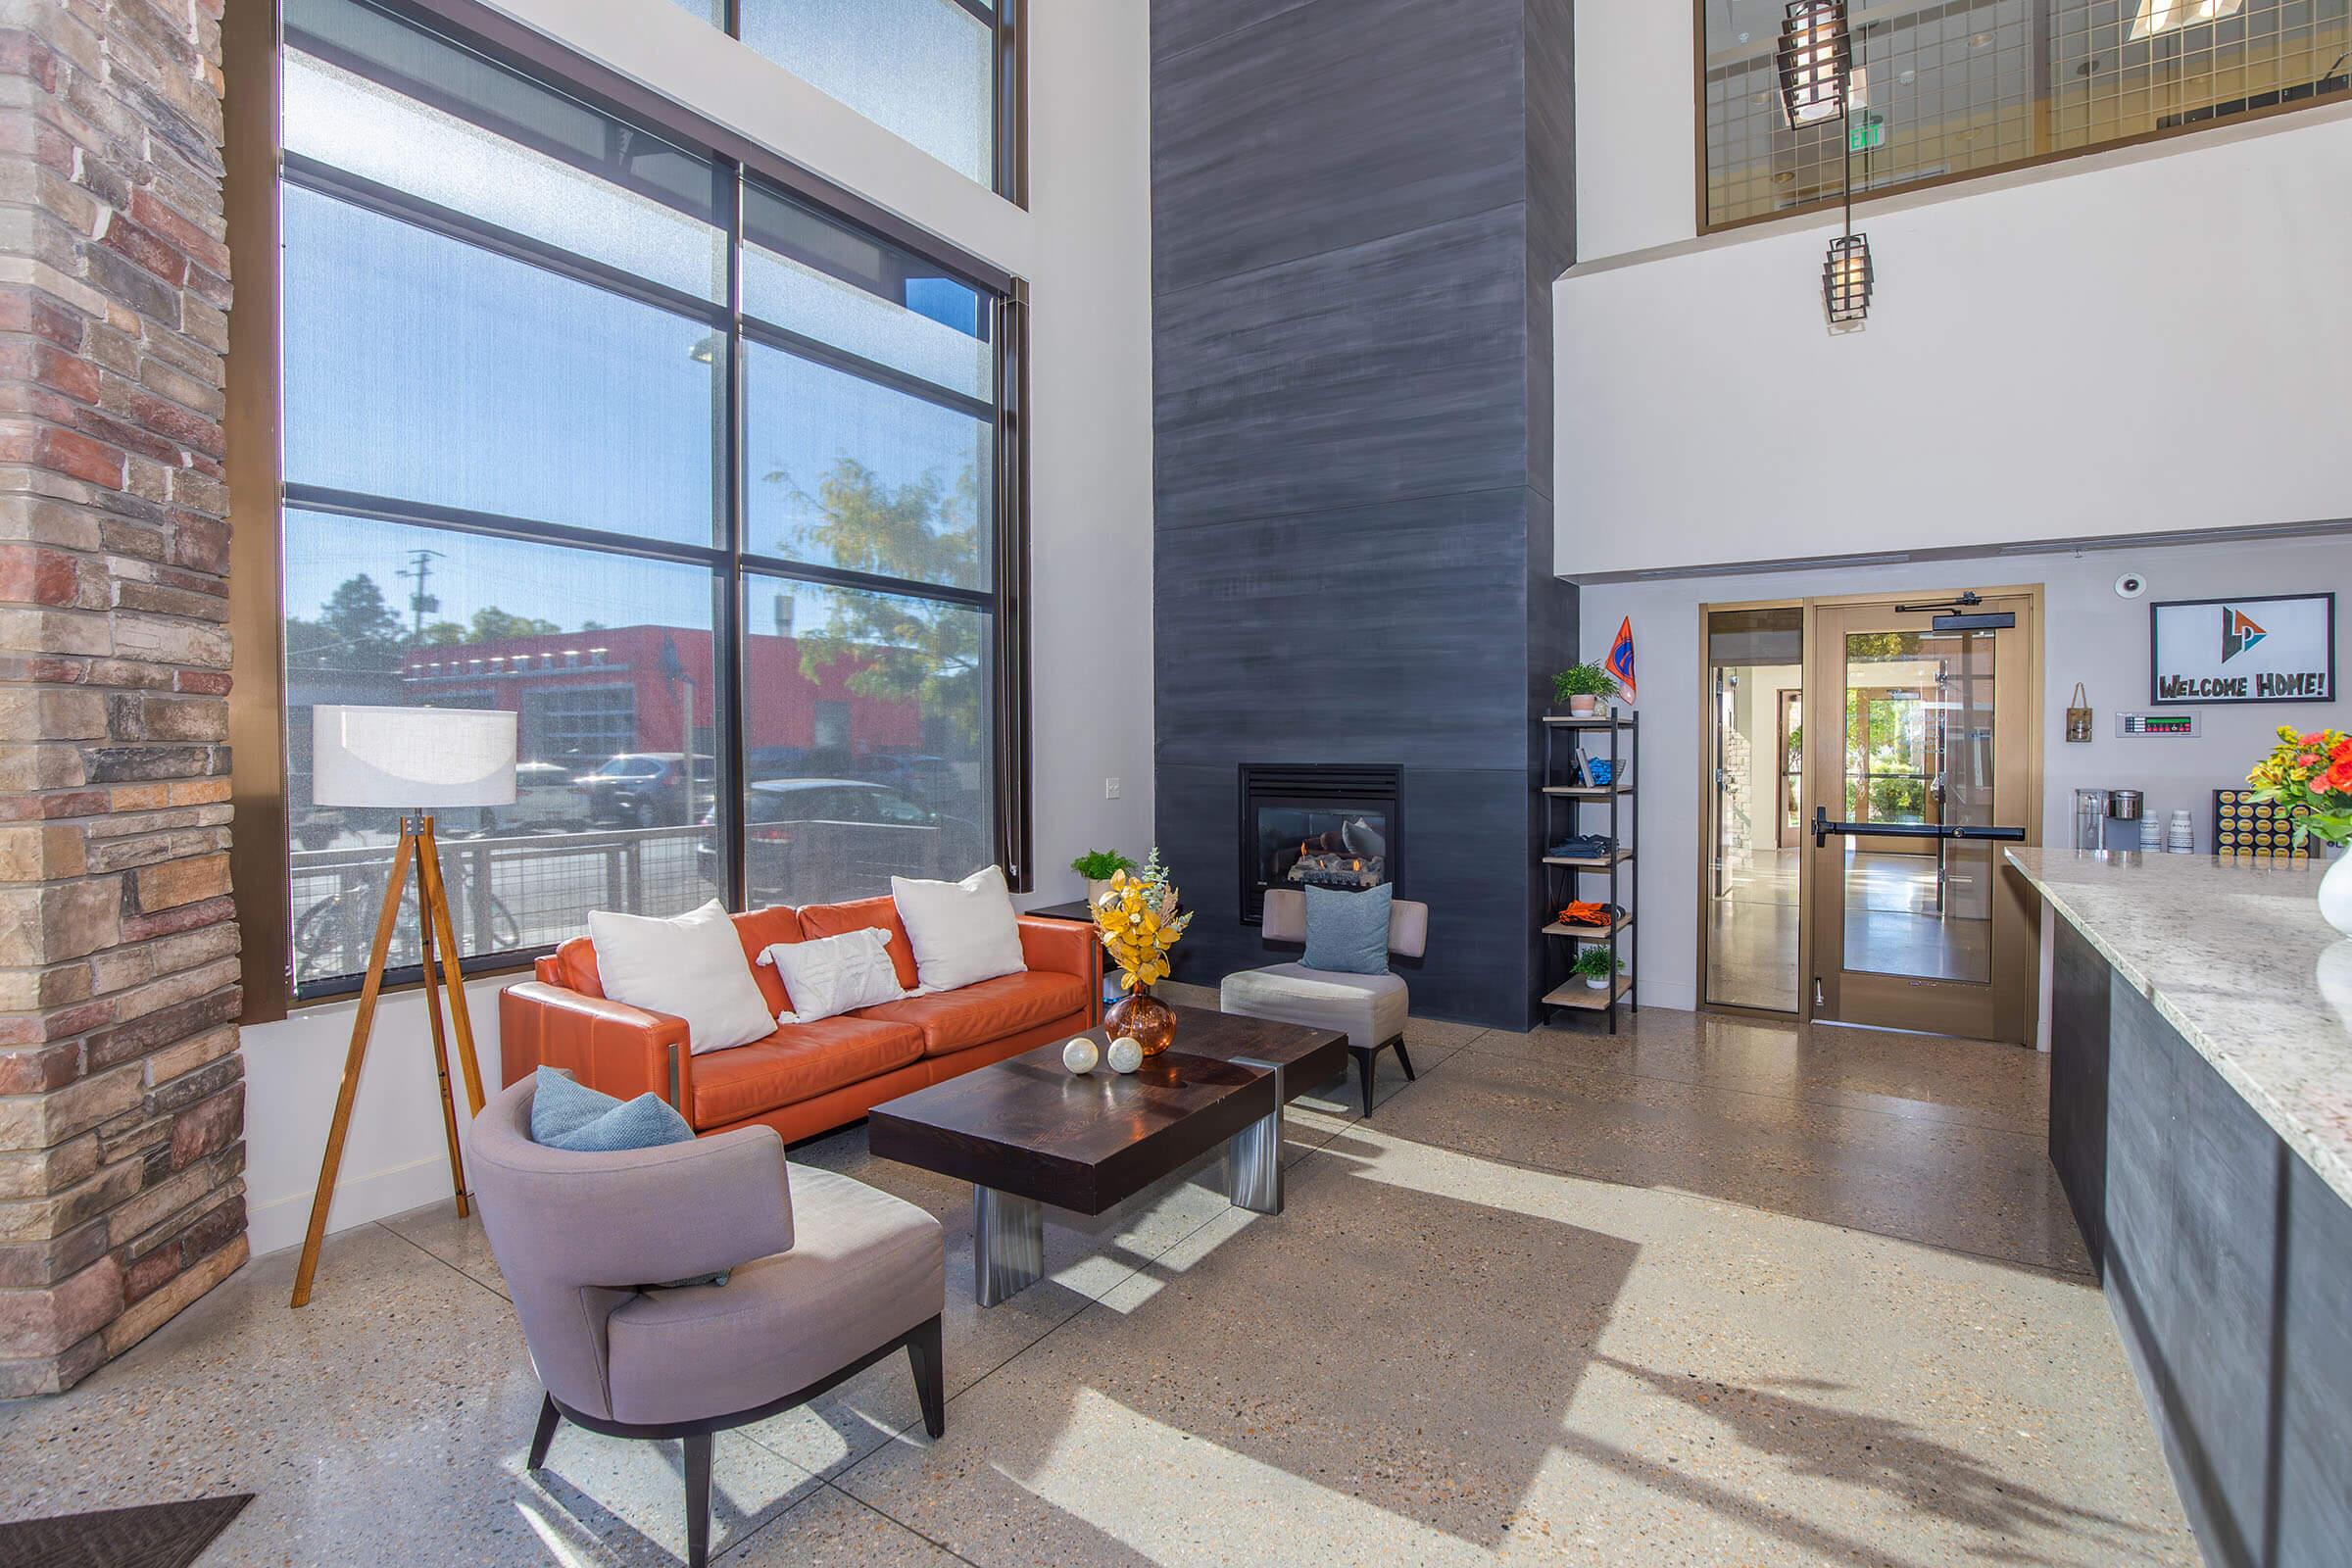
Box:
[1237,764,1402,924]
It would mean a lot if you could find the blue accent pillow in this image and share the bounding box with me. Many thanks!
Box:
[1302,884,1393,975]
[529,1067,694,1152]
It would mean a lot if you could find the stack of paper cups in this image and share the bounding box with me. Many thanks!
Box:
[2138,813,2161,851]
[2167,809,2194,854]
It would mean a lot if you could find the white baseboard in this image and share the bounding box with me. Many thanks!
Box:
[248,1153,466,1260]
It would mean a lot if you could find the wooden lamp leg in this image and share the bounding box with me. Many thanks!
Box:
[415,817,485,1115]
[413,816,469,1219]
[290,826,417,1309]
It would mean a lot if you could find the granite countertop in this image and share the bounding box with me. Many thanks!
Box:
[2005,847,2352,1204]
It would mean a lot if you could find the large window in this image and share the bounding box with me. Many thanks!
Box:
[1699,0,2350,228]
[663,0,1019,196]
[276,0,1026,999]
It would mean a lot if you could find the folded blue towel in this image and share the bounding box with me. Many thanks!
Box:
[1547,835,1615,859]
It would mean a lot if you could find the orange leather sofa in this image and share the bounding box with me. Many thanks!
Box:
[499,897,1102,1144]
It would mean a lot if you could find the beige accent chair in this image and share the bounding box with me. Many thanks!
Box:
[1219,888,1431,1116]
[468,1077,945,1568]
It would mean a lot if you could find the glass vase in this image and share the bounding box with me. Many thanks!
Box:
[1103,986,1176,1056]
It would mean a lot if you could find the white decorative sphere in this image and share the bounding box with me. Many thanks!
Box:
[1105,1036,1144,1074]
[1061,1036,1100,1075]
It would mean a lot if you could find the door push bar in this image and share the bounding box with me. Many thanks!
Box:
[1811,806,2026,850]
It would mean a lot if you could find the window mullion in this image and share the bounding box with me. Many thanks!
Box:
[721,157,749,913]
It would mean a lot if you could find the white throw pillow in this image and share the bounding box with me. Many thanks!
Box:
[891,865,1028,992]
[758,929,908,1025]
[588,899,774,1056]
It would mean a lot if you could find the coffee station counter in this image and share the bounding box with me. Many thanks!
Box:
[2003,847,2350,1566]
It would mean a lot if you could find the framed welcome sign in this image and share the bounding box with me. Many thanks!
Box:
[2149,592,2335,705]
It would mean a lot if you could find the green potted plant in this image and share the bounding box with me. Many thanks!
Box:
[1570,946,1622,991]
[1070,849,1138,907]
[1553,662,1616,717]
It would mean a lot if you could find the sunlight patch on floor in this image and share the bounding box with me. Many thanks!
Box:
[1004,1387,1470,1564]
[1090,1203,1263,1313]
[1319,1122,1650,1243]
[513,1497,597,1566]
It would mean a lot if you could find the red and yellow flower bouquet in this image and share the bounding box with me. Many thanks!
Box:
[2249,727,2352,848]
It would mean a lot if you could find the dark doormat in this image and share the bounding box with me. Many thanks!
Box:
[0,1494,254,1568]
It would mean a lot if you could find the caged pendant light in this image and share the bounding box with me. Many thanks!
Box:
[1778,0,1852,126]
[1781,0,1877,322]
[1824,232,1873,321]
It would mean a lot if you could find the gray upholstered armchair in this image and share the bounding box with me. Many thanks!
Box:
[1219,888,1431,1117]
[468,1077,945,1567]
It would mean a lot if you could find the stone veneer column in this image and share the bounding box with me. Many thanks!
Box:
[0,0,242,1396]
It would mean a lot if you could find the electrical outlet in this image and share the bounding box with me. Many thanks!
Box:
[1104,777,1122,800]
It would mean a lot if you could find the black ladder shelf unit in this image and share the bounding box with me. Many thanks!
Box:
[1539,711,1637,1031]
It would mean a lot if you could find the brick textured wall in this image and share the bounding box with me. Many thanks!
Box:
[0,0,240,1396]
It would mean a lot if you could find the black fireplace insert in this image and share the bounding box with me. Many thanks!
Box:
[1237,763,1402,924]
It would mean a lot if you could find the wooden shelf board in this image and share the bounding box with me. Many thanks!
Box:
[1540,785,1633,797]
[1543,975,1632,1010]
[1543,917,1633,940]
[1543,850,1635,868]
[1542,715,1636,728]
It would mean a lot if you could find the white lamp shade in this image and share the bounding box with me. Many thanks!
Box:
[312,706,517,808]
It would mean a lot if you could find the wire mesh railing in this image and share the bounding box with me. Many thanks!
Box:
[288,825,720,993]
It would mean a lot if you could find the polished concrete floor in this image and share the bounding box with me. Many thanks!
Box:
[1707,850,1996,1008]
[0,1006,2197,1567]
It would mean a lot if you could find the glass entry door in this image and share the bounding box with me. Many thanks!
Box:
[1803,596,2036,1042]
[1702,607,1804,1011]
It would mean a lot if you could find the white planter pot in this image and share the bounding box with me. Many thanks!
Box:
[1568,695,1598,716]
[1085,878,1114,908]
[2322,852,2352,939]
[1585,973,1612,990]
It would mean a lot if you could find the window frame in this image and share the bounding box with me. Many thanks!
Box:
[715,0,1027,204]
[227,0,1032,1021]
[1690,0,2352,236]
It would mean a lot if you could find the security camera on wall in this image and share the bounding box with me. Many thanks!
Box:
[2115,571,2148,600]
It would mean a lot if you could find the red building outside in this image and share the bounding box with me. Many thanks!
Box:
[395,624,928,770]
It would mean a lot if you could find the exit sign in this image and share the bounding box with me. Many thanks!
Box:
[1849,115,1886,153]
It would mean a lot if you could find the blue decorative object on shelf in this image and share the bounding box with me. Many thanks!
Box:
[1587,757,1615,787]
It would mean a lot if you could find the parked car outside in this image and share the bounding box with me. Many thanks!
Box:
[578,753,714,829]
[442,760,595,838]
[851,753,965,810]
[695,778,985,906]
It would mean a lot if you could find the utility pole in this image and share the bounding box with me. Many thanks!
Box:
[398,548,444,643]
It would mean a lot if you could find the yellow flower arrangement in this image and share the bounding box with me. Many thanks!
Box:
[1092,862,1193,993]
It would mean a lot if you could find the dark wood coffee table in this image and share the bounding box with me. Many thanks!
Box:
[868,1005,1348,1304]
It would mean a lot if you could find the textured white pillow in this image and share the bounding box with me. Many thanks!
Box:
[588,900,774,1056]
[758,928,908,1025]
[891,865,1028,992]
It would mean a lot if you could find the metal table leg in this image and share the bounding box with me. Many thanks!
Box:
[973,1187,1043,1306]
[1227,1059,1284,1215]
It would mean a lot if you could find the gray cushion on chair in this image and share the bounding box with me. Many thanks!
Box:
[603,1164,945,1426]
[1261,889,1428,958]
[1219,961,1407,1050]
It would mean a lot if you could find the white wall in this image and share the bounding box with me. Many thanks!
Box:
[1581,533,2352,1014]
[1571,0,1698,262]
[240,0,1156,1258]
[1559,5,2352,580]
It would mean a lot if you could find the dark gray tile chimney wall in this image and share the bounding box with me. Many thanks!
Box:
[1151,0,1578,1029]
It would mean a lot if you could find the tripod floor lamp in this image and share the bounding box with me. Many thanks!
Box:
[290,705,517,1308]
